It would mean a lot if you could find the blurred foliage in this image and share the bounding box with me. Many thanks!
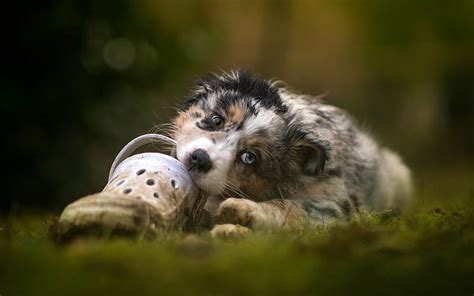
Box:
[3,0,473,211]
[4,0,217,211]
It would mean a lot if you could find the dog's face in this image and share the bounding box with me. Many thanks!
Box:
[172,71,328,200]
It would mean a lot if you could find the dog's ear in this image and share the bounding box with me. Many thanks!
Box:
[288,127,330,176]
[180,78,213,111]
[293,140,329,175]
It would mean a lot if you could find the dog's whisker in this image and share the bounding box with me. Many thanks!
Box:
[222,177,252,200]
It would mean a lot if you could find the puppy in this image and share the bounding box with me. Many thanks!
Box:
[171,70,412,231]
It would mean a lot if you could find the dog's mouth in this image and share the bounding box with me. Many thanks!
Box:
[185,162,206,174]
[185,169,227,196]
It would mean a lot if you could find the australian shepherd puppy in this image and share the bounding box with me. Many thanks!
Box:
[171,70,412,233]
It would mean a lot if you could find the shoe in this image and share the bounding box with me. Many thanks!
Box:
[57,134,205,242]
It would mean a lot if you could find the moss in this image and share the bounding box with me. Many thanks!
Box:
[1,196,474,296]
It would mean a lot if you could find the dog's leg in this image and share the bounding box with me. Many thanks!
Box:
[213,177,354,229]
[213,195,355,230]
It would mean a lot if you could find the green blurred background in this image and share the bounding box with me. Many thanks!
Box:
[3,0,473,212]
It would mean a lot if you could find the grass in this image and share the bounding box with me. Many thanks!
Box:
[1,169,473,296]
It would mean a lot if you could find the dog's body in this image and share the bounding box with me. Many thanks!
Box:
[172,70,412,230]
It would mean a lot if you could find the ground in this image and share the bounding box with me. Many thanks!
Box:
[1,169,473,296]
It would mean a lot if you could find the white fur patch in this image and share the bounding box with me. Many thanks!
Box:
[176,133,240,195]
[242,107,281,136]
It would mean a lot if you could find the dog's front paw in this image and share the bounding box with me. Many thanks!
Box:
[210,224,251,239]
[215,198,266,228]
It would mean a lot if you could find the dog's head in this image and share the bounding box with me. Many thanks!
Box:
[172,70,329,200]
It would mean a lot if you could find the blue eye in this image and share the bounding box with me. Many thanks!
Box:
[211,115,224,127]
[241,151,256,165]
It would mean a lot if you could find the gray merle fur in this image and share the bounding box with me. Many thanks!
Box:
[174,70,412,229]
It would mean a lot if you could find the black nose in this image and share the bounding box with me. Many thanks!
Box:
[188,149,213,173]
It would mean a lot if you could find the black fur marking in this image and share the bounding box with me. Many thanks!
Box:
[349,195,360,209]
[191,112,202,118]
[314,109,336,125]
[327,168,342,177]
[235,121,245,131]
[181,97,198,111]
[216,92,258,118]
[196,121,211,131]
[285,121,331,176]
[340,199,354,217]
[301,200,340,219]
[196,116,224,131]
[181,70,288,113]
